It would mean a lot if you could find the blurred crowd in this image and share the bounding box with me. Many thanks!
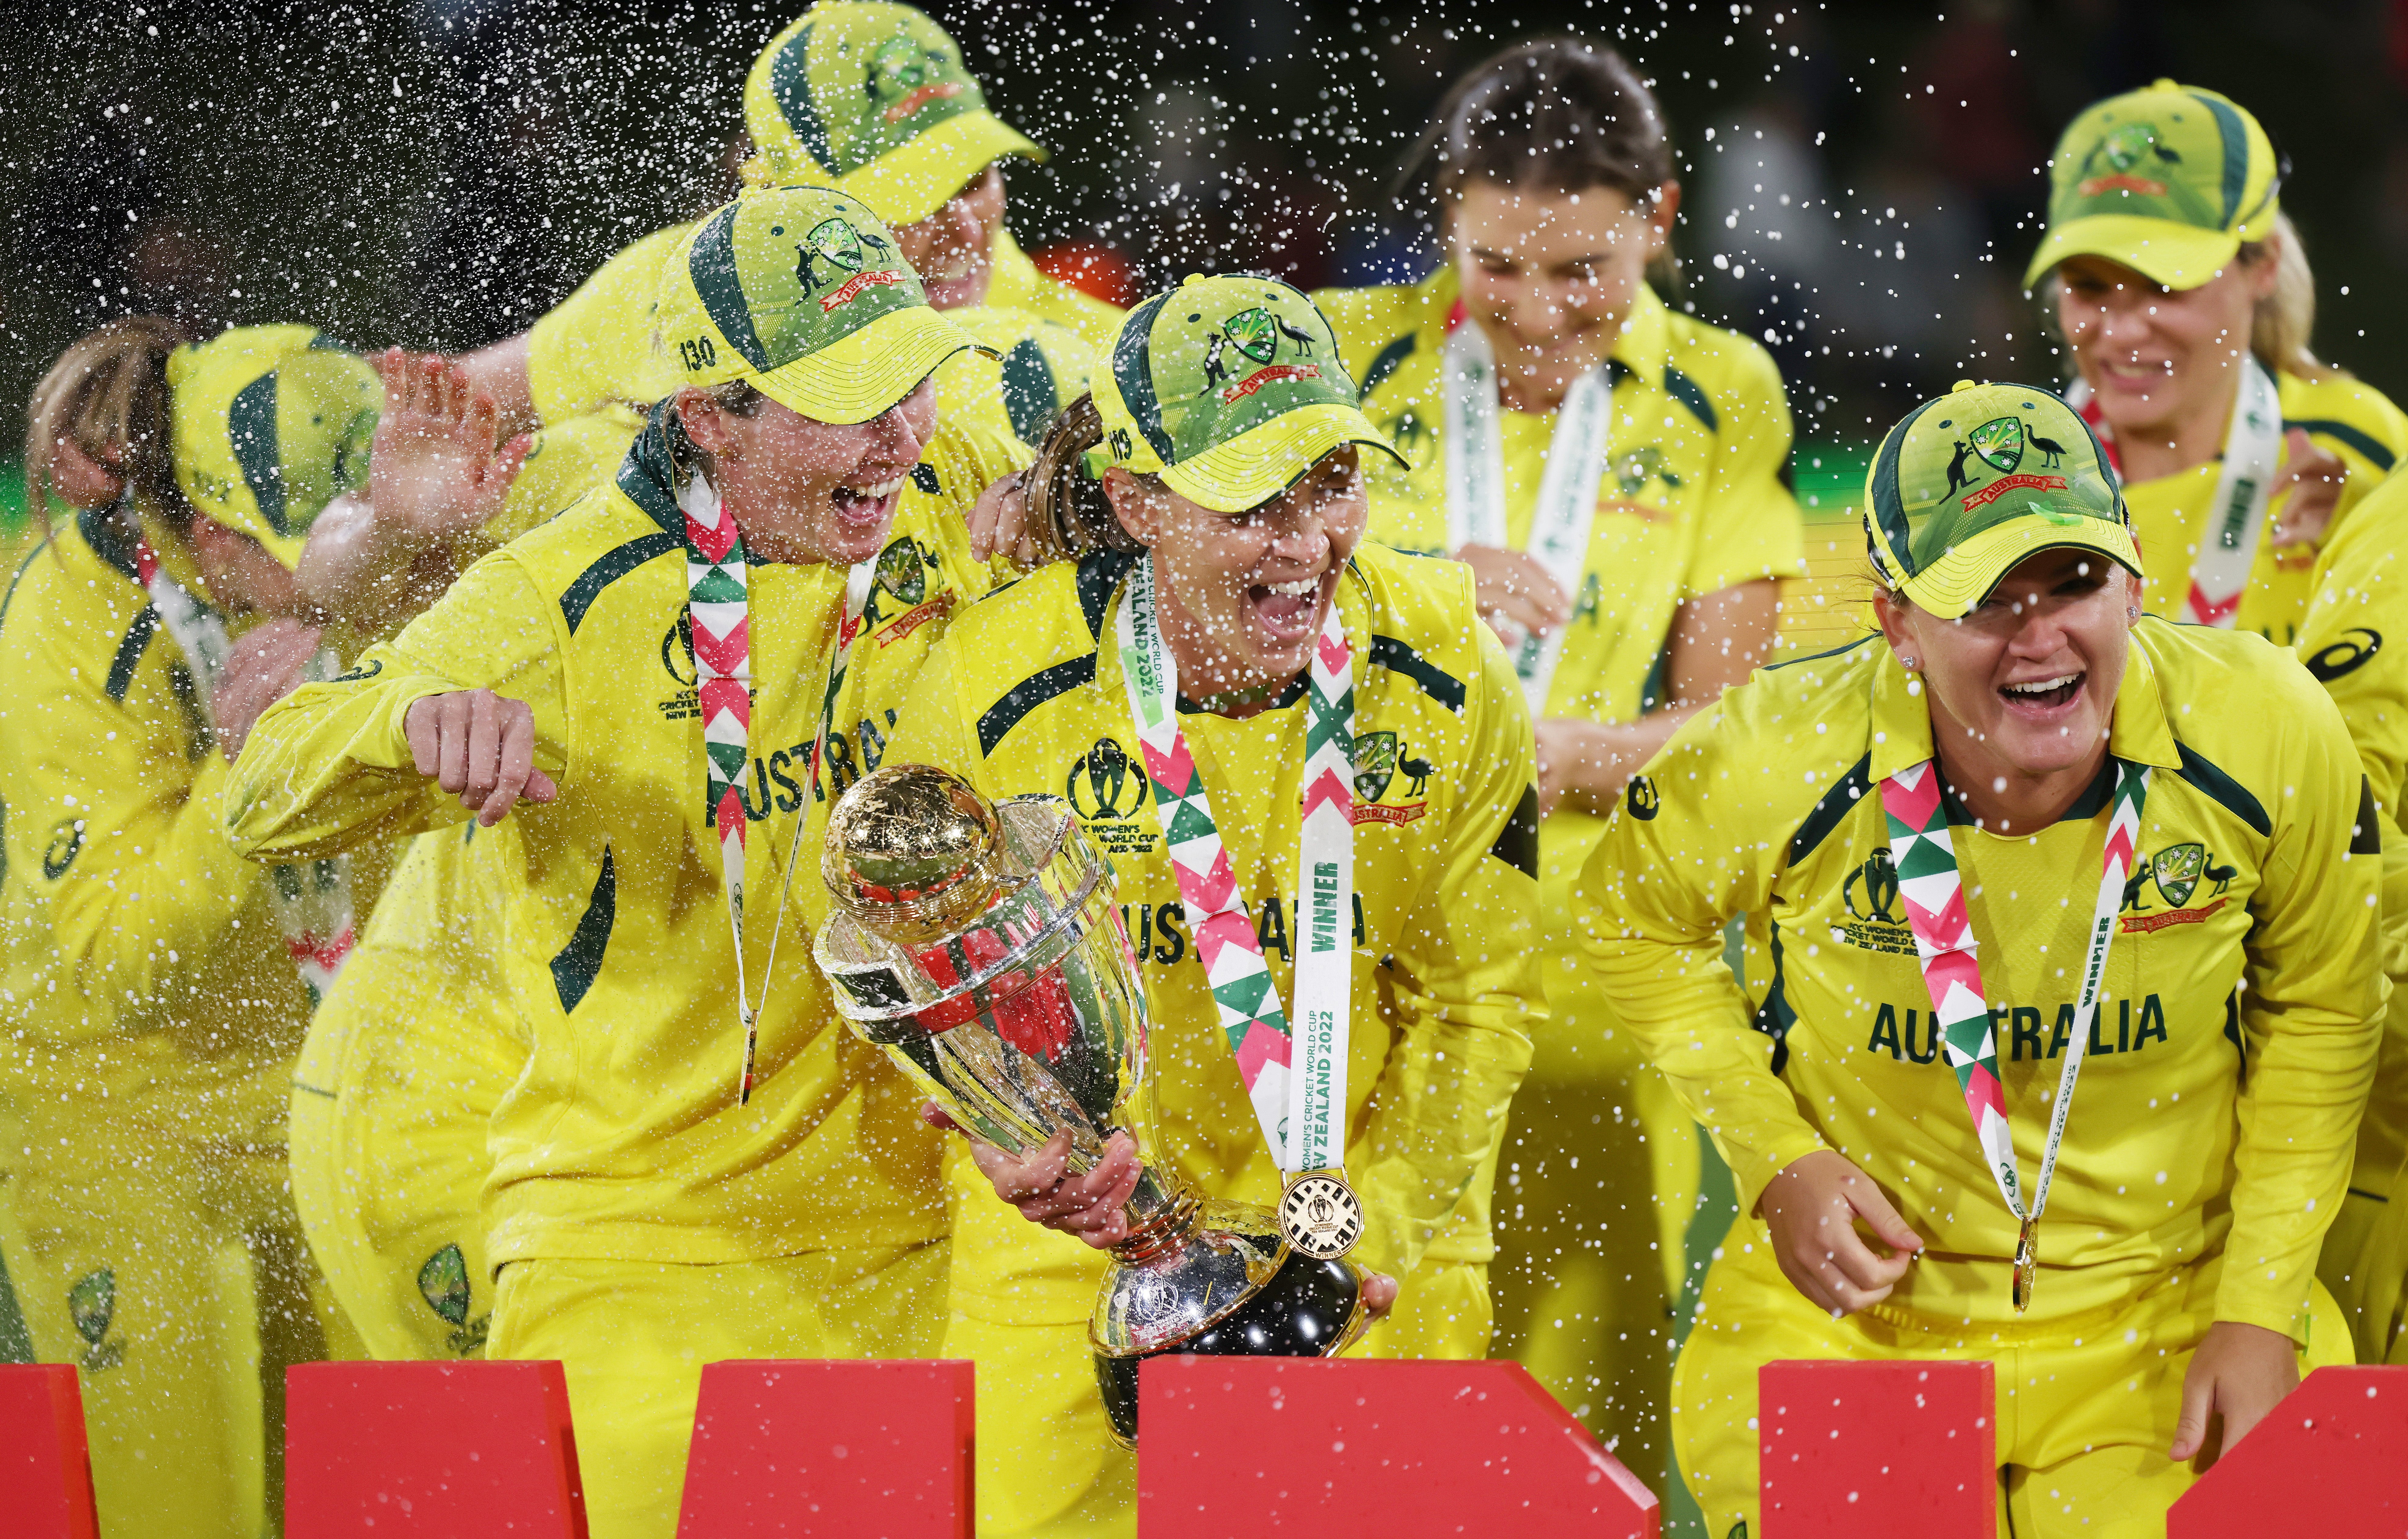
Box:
[9,0,2408,473]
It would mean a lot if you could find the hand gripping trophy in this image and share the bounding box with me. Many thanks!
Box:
[814,763,1371,1444]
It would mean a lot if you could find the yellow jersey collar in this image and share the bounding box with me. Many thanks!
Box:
[1868,633,2182,784]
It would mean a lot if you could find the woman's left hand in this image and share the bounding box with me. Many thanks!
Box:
[968,470,1045,567]
[2268,429,2347,549]
[368,349,530,543]
[2169,1320,2298,1464]
[1534,718,1599,819]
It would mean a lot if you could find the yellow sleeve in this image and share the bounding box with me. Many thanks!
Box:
[1682,341,1807,600]
[524,226,688,425]
[1570,693,1829,1213]
[2219,664,2388,1339]
[225,549,570,862]
[881,641,978,775]
[2300,475,2408,1201]
[2,624,264,1012]
[1352,620,1543,1279]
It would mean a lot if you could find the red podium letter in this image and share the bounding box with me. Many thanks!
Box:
[676,1360,975,1537]
[1759,1360,1995,1537]
[1137,1356,1659,1537]
[0,1365,98,1539]
[285,1361,587,1537]
[2167,1365,2408,1537]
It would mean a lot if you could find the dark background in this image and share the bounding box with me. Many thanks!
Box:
[6,0,2407,490]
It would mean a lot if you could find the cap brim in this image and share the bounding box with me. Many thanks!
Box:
[1897,515,2142,619]
[1159,402,1409,515]
[839,111,1046,228]
[2022,214,2242,291]
[749,306,991,425]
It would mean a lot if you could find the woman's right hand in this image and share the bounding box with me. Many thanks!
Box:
[213,617,326,763]
[1758,1149,1923,1316]
[924,1104,1143,1249]
[1455,543,1570,646]
[402,689,559,825]
[368,349,529,543]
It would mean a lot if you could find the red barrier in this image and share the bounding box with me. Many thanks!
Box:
[0,1365,99,1539]
[676,1360,975,1537]
[285,1361,588,1536]
[2166,1365,2408,1537]
[1759,1360,1995,1538]
[1136,1356,1659,1537]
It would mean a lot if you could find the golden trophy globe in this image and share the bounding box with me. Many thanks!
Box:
[814,764,1371,1445]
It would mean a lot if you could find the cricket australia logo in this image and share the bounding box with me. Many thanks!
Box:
[1350,730,1432,826]
[794,216,901,312]
[869,35,964,124]
[418,1243,490,1356]
[1205,306,1325,402]
[1946,415,2073,509]
[866,535,951,646]
[2078,121,2177,199]
[2119,840,2237,933]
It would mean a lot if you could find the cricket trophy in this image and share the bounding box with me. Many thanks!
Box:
[813,763,1371,1445]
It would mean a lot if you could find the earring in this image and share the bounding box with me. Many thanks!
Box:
[2126,606,2140,621]
[1899,654,1918,671]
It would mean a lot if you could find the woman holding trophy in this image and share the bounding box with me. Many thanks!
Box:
[224,182,1027,1539]
[867,273,1544,1537]
[1582,380,2381,1535]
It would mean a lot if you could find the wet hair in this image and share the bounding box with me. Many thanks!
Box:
[24,315,193,533]
[1400,39,1676,215]
[1025,392,1150,559]
[2243,213,2329,379]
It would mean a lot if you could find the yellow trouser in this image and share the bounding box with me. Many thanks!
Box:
[1,1119,357,1539]
[2320,1157,2408,1364]
[488,1243,950,1539]
[944,1146,1494,1539]
[1672,1234,2353,1539]
[1489,893,1738,1482]
[290,938,525,1360]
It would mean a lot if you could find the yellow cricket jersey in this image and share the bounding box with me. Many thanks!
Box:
[524,221,1107,447]
[226,404,1029,1266]
[1316,270,1805,938]
[2299,469,2408,1202]
[1576,619,2384,1340]
[2127,369,2408,646]
[887,545,1545,1303]
[0,508,314,1143]
[983,227,1125,356]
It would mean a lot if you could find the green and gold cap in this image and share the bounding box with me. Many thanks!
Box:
[743,1,1045,228]
[654,183,983,425]
[1864,380,2138,619]
[2023,80,2283,291]
[166,324,380,570]
[1092,274,1404,514]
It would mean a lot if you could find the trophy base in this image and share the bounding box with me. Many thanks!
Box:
[1092,1235,1367,1449]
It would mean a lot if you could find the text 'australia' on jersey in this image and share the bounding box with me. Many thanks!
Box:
[1577,618,2382,1337]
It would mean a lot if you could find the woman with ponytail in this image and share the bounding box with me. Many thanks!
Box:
[2027,81,2408,646]
[0,318,548,1539]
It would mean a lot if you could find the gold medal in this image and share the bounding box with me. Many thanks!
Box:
[1279,1172,1363,1261]
[2011,1218,2039,1314]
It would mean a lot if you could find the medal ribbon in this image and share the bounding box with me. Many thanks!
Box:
[125,525,357,1004]
[2068,356,2282,629]
[1115,552,1354,1173]
[1440,307,1615,708]
[680,470,871,1104]
[1880,754,2149,1308]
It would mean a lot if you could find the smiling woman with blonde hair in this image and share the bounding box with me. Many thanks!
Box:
[2028,81,2407,647]
[1312,36,1808,1471]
